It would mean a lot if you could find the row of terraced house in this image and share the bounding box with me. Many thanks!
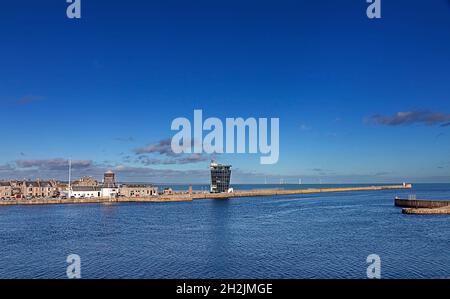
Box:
[0,180,61,199]
[1,171,159,200]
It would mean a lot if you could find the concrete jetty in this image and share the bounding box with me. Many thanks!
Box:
[193,184,412,200]
[394,196,450,215]
[402,207,450,215]
[0,184,411,206]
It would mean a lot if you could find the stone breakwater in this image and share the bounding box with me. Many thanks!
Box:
[0,184,412,206]
[0,195,193,206]
[192,184,412,200]
[402,207,450,215]
[394,196,450,215]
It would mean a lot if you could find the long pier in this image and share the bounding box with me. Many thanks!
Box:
[0,184,411,206]
[193,184,412,200]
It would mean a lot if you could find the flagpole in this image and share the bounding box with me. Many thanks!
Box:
[68,158,72,197]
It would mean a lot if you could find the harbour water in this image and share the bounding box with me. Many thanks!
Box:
[0,183,449,278]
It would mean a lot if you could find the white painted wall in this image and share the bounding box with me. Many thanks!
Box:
[70,191,101,198]
[101,188,118,198]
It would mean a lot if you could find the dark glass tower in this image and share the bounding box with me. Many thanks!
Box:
[210,161,232,193]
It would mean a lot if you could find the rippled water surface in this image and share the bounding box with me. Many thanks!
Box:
[0,184,449,278]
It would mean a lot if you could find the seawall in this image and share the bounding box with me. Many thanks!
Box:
[394,197,450,215]
[402,207,450,215]
[0,195,193,206]
[0,184,412,206]
[193,184,412,200]
[394,197,450,209]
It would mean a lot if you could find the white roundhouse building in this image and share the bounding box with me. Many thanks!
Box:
[69,170,119,199]
[70,186,102,198]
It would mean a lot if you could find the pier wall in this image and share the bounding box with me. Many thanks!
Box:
[402,207,450,215]
[394,197,450,209]
[0,195,192,206]
[192,184,412,200]
[0,184,411,206]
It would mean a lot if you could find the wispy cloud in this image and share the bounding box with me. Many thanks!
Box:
[177,154,210,164]
[16,95,44,106]
[299,124,311,131]
[0,159,95,180]
[138,154,210,166]
[0,164,14,172]
[0,162,206,183]
[368,111,450,126]
[135,138,175,156]
[134,138,211,165]
[114,137,135,143]
[109,165,210,183]
[135,138,204,156]
[15,159,92,170]
[373,171,391,176]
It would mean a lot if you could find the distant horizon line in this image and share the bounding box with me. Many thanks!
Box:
[1,179,448,185]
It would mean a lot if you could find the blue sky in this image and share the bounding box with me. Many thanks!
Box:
[0,0,449,183]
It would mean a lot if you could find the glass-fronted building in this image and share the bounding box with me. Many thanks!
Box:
[210,161,232,193]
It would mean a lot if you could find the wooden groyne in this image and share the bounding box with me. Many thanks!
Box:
[0,184,411,207]
[394,197,450,215]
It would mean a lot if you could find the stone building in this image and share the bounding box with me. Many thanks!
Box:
[101,171,118,197]
[70,186,102,198]
[20,180,59,198]
[9,181,23,198]
[72,176,98,187]
[0,182,12,199]
[163,187,173,195]
[66,171,119,198]
[103,170,117,188]
[119,185,158,197]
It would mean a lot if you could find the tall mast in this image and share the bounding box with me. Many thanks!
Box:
[68,158,72,192]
